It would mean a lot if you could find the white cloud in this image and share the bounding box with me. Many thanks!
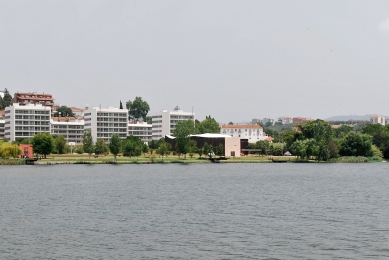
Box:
[378,18,389,32]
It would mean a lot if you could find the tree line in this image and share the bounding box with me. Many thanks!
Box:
[250,119,386,161]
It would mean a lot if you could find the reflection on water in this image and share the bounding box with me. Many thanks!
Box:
[1,163,389,259]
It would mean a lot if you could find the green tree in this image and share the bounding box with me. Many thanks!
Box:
[215,143,224,157]
[203,142,214,158]
[256,140,270,155]
[300,119,333,143]
[31,133,55,158]
[270,143,285,156]
[142,143,149,156]
[54,135,67,154]
[197,147,204,158]
[95,138,108,156]
[198,116,220,134]
[109,134,122,162]
[333,125,354,138]
[327,140,339,159]
[54,106,75,117]
[371,144,383,158]
[0,143,22,158]
[290,140,307,160]
[122,136,143,158]
[173,119,198,159]
[82,130,94,162]
[339,132,373,157]
[156,141,171,161]
[126,97,150,121]
[3,88,12,107]
[0,95,3,110]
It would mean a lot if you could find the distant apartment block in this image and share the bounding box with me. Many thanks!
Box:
[0,110,5,139]
[220,124,268,143]
[84,106,128,143]
[251,118,262,124]
[51,117,85,144]
[278,116,293,124]
[262,118,274,125]
[152,106,195,140]
[128,121,152,143]
[370,115,385,126]
[13,92,55,108]
[5,103,51,141]
[292,117,310,124]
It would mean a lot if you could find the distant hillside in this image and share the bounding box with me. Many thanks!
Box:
[325,115,388,121]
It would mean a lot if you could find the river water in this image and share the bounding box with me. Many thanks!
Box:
[1,163,389,259]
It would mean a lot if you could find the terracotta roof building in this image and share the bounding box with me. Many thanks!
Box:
[13,92,55,107]
[220,124,269,143]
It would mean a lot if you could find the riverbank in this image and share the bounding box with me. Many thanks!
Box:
[0,154,385,165]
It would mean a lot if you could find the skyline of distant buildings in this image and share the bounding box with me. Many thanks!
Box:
[0,90,387,144]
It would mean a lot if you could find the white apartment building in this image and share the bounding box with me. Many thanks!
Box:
[84,106,128,143]
[370,115,385,126]
[0,110,5,139]
[5,103,51,141]
[220,124,268,143]
[152,106,195,140]
[128,121,152,143]
[51,117,85,144]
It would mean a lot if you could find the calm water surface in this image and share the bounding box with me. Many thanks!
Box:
[1,163,389,259]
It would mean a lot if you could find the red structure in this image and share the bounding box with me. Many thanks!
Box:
[19,144,33,158]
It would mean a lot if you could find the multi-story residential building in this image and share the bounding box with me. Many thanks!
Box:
[293,117,309,124]
[151,106,195,140]
[0,110,5,139]
[370,115,385,126]
[220,124,268,143]
[12,92,55,108]
[84,106,128,143]
[51,117,84,144]
[5,103,51,141]
[71,107,85,118]
[251,118,262,124]
[262,118,275,126]
[278,116,293,124]
[128,121,152,143]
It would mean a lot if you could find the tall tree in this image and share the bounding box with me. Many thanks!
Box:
[198,116,220,134]
[54,135,67,154]
[173,119,198,158]
[156,141,171,161]
[31,133,55,158]
[126,97,150,121]
[3,88,12,107]
[54,106,74,117]
[82,130,94,162]
[339,132,373,157]
[203,142,214,158]
[109,134,121,162]
[95,138,108,156]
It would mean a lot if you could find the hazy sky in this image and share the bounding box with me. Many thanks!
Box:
[1,1,389,123]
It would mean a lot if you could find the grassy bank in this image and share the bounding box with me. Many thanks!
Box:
[0,159,26,165]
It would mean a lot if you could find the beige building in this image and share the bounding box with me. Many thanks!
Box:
[220,124,268,143]
[370,115,385,126]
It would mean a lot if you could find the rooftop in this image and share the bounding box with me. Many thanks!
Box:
[220,124,262,129]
